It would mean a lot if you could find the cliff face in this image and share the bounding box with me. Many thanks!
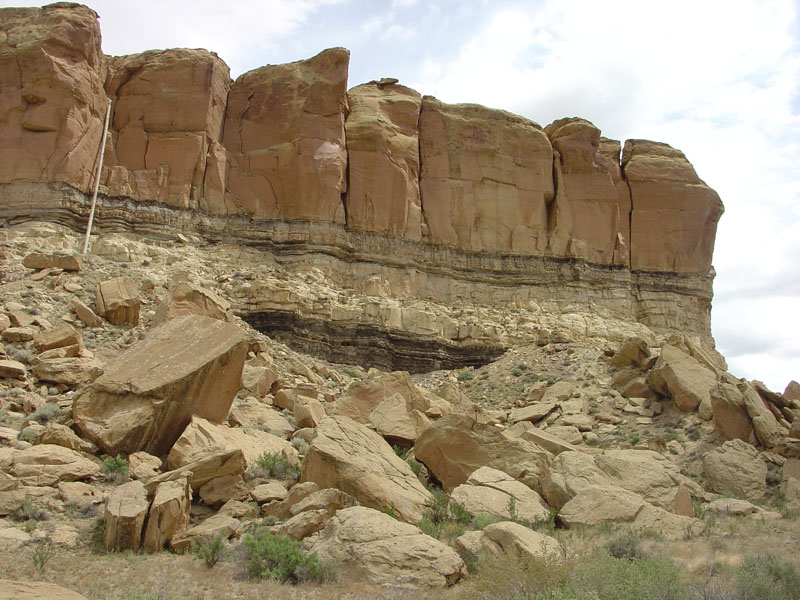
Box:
[0,4,725,365]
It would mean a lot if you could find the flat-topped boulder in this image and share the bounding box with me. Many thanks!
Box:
[73,315,248,456]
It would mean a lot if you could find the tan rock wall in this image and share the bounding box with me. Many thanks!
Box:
[0,5,725,347]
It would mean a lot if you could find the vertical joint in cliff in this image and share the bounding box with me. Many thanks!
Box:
[620,141,633,269]
[416,101,430,240]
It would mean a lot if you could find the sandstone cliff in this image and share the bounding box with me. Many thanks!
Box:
[0,4,724,363]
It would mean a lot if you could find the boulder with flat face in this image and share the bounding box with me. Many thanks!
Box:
[345,81,423,240]
[451,466,550,522]
[12,444,101,486]
[648,343,717,413]
[95,277,140,326]
[142,476,191,553]
[414,414,552,493]
[702,439,767,501]
[151,281,231,327]
[73,315,248,456]
[310,506,466,589]
[302,416,430,523]
[222,47,349,221]
[104,480,149,551]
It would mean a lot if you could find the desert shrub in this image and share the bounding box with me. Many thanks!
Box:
[392,444,410,459]
[102,454,129,482]
[291,437,309,454]
[191,534,225,567]
[458,371,474,382]
[17,427,37,443]
[734,553,800,600]
[11,495,47,523]
[604,532,643,561]
[242,529,335,584]
[473,513,501,530]
[419,489,472,540]
[571,553,691,600]
[86,517,106,553]
[31,537,56,574]
[30,402,65,424]
[251,451,300,480]
[512,368,523,377]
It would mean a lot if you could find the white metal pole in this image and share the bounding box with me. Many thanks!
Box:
[82,98,112,255]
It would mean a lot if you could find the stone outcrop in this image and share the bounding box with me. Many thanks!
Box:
[104,480,149,551]
[702,439,767,501]
[309,506,466,589]
[302,416,431,523]
[11,444,101,486]
[450,466,550,522]
[0,4,725,371]
[414,414,552,493]
[0,581,88,600]
[73,315,248,455]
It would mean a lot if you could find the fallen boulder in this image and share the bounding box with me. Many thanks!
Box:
[414,414,551,493]
[302,416,430,523]
[310,506,466,588]
[73,315,248,455]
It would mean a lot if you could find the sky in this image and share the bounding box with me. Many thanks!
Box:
[3,0,799,392]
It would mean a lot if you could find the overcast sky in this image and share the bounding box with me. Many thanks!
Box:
[4,0,799,392]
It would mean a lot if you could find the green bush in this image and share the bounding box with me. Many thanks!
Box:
[11,495,47,523]
[191,534,225,567]
[571,553,691,600]
[604,532,642,561]
[102,454,129,482]
[458,371,474,382]
[31,537,56,574]
[734,553,800,600]
[30,402,66,424]
[251,451,300,480]
[243,529,335,584]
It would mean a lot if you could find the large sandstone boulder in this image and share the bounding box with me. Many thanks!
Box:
[142,477,191,553]
[222,47,349,221]
[310,506,466,588]
[0,581,88,600]
[419,97,554,253]
[96,277,140,326]
[73,315,248,455]
[559,485,704,539]
[104,480,149,551]
[302,416,430,523]
[335,369,451,444]
[622,139,724,273]
[151,281,231,326]
[648,344,717,413]
[702,439,767,501]
[711,380,755,442]
[480,521,562,559]
[414,414,552,493]
[741,382,786,447]
[542,449,696,511]
[345,81,423,240]
[165,416,298,470]
[11,444,101,486]
[451,466,550,522]
[145,448,246,493]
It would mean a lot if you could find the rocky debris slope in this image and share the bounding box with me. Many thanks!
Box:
[0,4,723,364]
[0,222,797,596]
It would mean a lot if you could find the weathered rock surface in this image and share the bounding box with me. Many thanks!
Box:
[649,344,716,413]
[414,414,552,493]
[345,82,422,239]
[0,580,88,600]
[542,448,696,511]
[310,506,466,588]
[622,139,724,273]
[96,277,140,326]
[170,513,240,552]
[559,485,704,538]
[73,315,248,455]
[451,466,550,522]
[11,444,101,486]
[152,281,231,326]
[302,416,430,523]
[142,477,191,553]
[480,521,562,559]
[702,439,767,501]
[222,48,349,221]
[165,416,298,470]
[104,480,149,551]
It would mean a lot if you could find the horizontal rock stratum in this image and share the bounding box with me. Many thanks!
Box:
[0,4,724,356]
